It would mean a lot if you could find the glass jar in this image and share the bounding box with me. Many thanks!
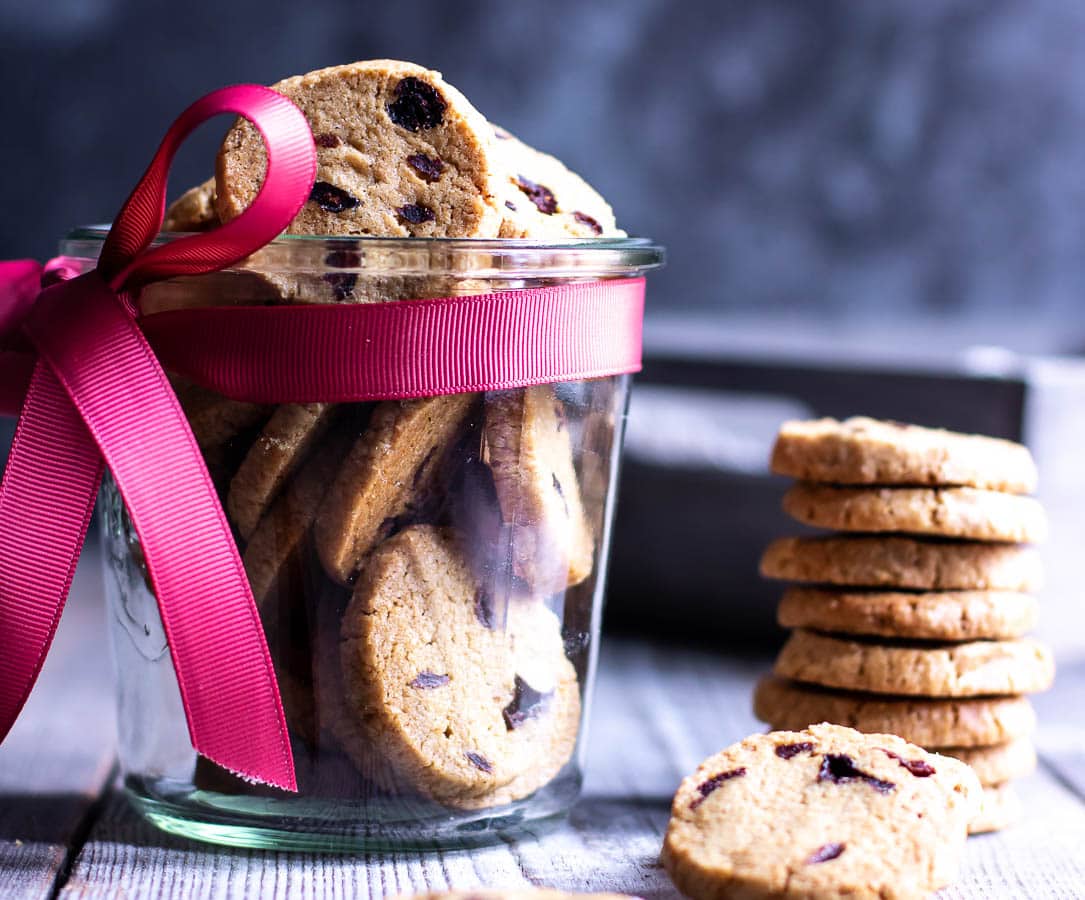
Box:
[60,228,664,851]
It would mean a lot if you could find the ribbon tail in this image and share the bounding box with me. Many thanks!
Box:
[0,361,102,740]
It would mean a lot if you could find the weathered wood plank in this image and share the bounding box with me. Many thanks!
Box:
[0,542,116,900]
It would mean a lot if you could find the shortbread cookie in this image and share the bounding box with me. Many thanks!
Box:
[771,417,1038,494]
[484,386,594,592]
[774,630,1055,698]
[753,677,1036,748]
[217,60,506,238]
[339,526,580,807]
[662,723,980,900]
[777,587,1039,641]
[228,403,336,540]
[163,178,217,232]
[969,782,1022,834]
[753,676,1036,747]
[315,394,476,584]
[936,739,1036,787]
[171,376,271,450]
[760,536,1043,591]
[493,126,622,239]
[783,483,1048,544]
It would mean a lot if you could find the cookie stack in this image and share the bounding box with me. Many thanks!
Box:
[754,417,1056,833]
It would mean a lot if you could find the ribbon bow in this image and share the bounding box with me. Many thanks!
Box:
[0,86,647,791]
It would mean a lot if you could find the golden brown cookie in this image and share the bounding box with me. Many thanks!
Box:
[662,723,980,900]
[163,177,218,232]
[968,782,1022,834]
[314,393,476,584]
[771,417,1038,493]
[782,483,1048,544]
[935,738,1036,787]
[760,536,1044,592]
[774,630,1055,698]
[753,676,1036,748]
[776,587,1039,641]
[217,60,506,238]
[484,385,594,593]
[171,376,271,451]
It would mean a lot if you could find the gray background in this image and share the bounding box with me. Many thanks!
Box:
[3,0,1085,350]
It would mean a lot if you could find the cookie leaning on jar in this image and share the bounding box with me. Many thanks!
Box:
[162,59,626,808]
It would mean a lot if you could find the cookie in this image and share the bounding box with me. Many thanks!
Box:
[163,177,218,232]
[314,393,475,584]
[773,630,1055,698]
[968,782,1022,834]
[170,376,271,451]
[484,385,594,593]
[782,483,1048,544]
[228,403,336,540]
[753,677,1036,748]
[753,676,1036,747]
[771,417,1038,494]
[492,126,623,239]
[217,60,506,238]
[935,738,1036,787]
[661,723,980,900]
[776,587,1039,641]
[760,536,1044,592]
[339,526,580,807]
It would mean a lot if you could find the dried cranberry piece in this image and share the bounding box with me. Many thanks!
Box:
[503,675,552,730]
[881,749,936,777]
[474,588,496,629]
[573,211,603,234]
[387,77,447,131]
[552,473,570,517]
[410,671,450,689]
[397,203,436,225]
[818,754,896,794]
[315,132,341,148]
[322,273,357,301]
[310,181,360,213]
[505,200,518,211]
[807,843,846,864]
[465,751,493,773]
[689,767,747,809]
[775,741,815,760]
[516,176,558,214]
[406,153,444,183]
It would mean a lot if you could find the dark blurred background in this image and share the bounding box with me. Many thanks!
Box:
[3,0,1085,655]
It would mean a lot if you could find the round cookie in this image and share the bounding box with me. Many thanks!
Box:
[777,587,1039,641]
[228,403,336,540]
[760,536,1044,592]
[315,393,476,585]
[661,723,980,900]
[753,677,1037,748]
[770,417,1038,494]
[969,782,1022,834]
[783,483,1048,544]
[773,630,1055,698]
[217,60,506,238]
[935,739,1036,787]
[339,526,580,807]
[163,177,218,232]
[484,385,594,593]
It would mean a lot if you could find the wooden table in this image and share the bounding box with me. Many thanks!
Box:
[2,544,1084,899]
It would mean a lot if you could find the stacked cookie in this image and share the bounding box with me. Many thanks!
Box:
[755,417,1056,833]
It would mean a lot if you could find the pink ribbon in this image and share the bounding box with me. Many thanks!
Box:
[0,87,646,792]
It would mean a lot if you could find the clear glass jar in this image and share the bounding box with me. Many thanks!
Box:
[61,228,663,851]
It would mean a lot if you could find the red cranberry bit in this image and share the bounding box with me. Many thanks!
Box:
[322,273,357,301]
[573,211,603,234]
[387,77,447,131]
[818,753,896,795]
[315,132,341,148]
[474,588,496,629]
[310,181,360,213]
[397,203,436,225]
[516,176,558,214]
[410,671,450,689]
[503,675,552,730]
[881,749,936,777]
[775,741,815,760]
[807,843,846,865]
[465,751,493,773]
[689,767,747,809]
[406,153,444,183]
